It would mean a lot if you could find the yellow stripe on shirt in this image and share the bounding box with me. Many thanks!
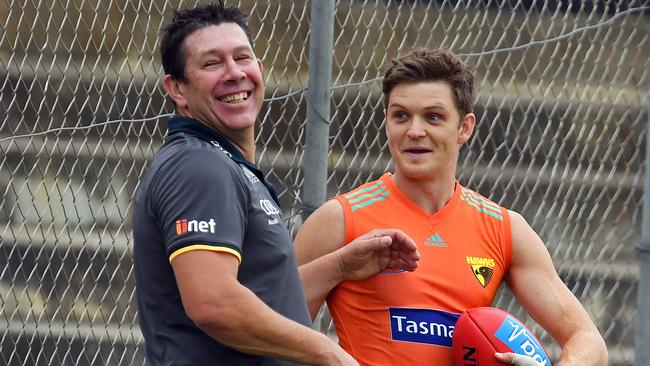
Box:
[169,244,242,263]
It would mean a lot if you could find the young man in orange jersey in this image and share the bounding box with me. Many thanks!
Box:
[295,48,607,366]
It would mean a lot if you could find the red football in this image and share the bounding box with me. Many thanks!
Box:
[452,307,551,366]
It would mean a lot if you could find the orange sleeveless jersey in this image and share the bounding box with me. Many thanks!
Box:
[330,173,512,366]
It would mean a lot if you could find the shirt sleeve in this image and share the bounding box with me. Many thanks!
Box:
[150,147,248,263]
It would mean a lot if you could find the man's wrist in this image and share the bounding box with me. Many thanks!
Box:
[310,332,342,366]
[332,249,348,283]
[309,250,347,285]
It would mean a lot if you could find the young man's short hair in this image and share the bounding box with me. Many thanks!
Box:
[382,48,476,115]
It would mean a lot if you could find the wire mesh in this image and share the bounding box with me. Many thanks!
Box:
[0,0,648,365]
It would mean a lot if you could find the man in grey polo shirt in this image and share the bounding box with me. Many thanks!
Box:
[132,2,419,365]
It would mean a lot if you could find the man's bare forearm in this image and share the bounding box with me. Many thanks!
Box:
[191,278,350,365]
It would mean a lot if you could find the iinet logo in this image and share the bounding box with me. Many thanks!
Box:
[175,218,216,235]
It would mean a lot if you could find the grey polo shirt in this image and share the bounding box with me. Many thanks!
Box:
[132,116,310,366]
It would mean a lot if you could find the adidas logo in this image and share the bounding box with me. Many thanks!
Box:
[424,233,447,247]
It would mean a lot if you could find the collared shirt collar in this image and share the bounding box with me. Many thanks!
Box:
[166,116,281,206]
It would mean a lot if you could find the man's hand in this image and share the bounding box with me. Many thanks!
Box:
[320,346,359,366]
[335,229,420,281]
[495,352,544,366]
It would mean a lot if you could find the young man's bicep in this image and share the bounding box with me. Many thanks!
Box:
[506,210,596,344]
[294,199,346,265]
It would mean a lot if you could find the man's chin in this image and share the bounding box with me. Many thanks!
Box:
[398,166,437,180]
[216,113,257,130]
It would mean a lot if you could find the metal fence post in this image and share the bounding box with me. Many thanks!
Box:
[301,0,335,220]
[636,90,650,365]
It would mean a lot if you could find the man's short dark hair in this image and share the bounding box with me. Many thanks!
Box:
[160,1,253,82]
[382,48,476,115]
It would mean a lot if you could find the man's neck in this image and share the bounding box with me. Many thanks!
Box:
[177,111,257,163]
[391,171,456,216]
[231,138,256,163]
[199,121,256,162]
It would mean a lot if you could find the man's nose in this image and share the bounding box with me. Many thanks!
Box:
[223,58,246,81]
[406,117,426,138]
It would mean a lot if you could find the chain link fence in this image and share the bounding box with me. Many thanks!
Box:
[1,0,648,365]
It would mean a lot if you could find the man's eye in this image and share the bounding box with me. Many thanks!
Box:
[427,114,440,121]
[394,112,408,119]
[235,55,253,64]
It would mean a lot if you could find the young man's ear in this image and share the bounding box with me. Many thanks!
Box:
[163,75,188,109]
[383,108,389,136]
[457,112,476,145]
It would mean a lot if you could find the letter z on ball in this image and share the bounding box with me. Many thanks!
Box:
[451,307,551,366]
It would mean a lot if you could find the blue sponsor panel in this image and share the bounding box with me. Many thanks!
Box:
[494,315,551,366]
[389,308,460,347]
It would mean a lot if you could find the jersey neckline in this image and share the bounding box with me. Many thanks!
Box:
[380,173,461,225]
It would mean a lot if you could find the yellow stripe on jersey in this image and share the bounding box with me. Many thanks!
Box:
[169,244,242,263]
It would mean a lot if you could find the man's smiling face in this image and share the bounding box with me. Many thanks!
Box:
[173,22,264,136]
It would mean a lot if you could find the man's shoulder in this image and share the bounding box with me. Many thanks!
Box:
[334,174,392,214]
[456,184,508,223]
[338,174,386,199]
[137,134,243,203]
[158,132,230,161]
[151,133,235,176]
[457,184,501,207]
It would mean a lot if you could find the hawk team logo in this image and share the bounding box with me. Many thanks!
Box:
[466,256,495,288]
